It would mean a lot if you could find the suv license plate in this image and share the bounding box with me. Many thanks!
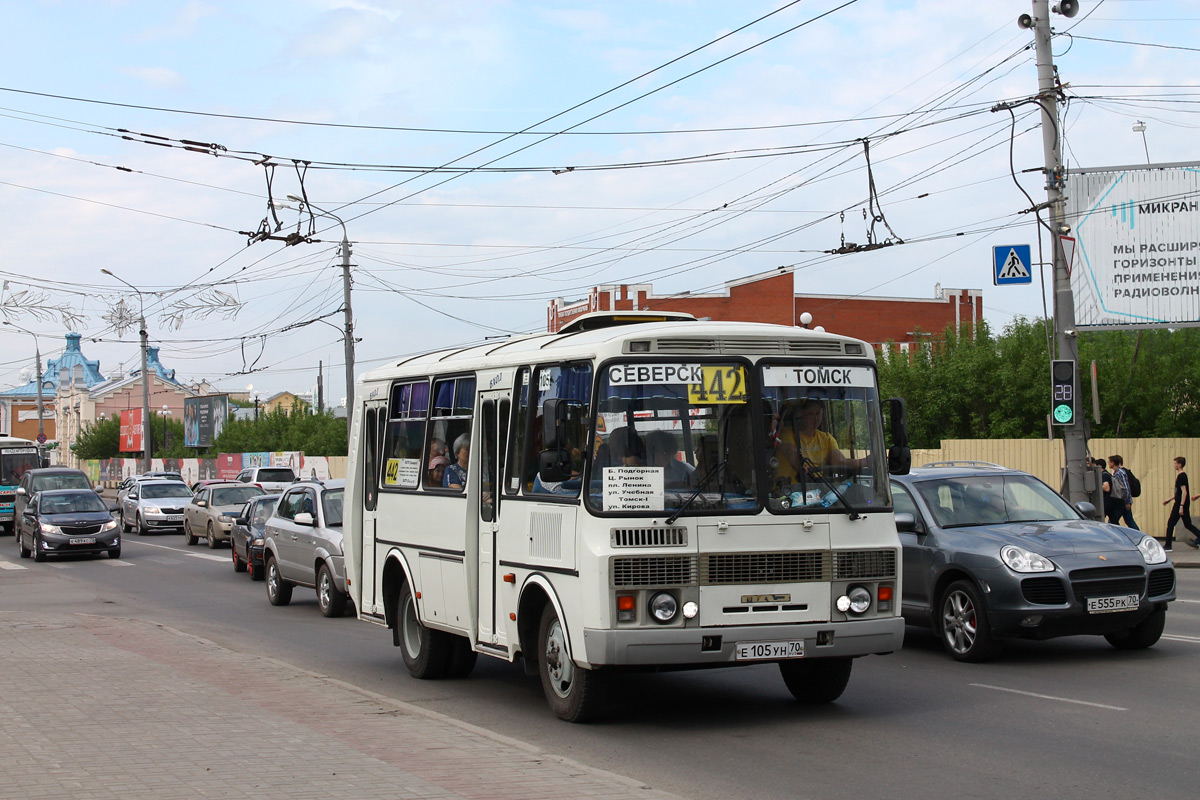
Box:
[735,640,804,661]
[1087,594,1139,614]
[70,537,96,545]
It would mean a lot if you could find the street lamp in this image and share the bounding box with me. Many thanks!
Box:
[286,194,356,435]
[1133,120,1150,164]
[100,268,153,473]
[3,321,46,451]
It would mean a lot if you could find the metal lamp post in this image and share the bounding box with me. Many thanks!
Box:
[100,268,153,473]
[286,195,355,435]
[3,321,46,453]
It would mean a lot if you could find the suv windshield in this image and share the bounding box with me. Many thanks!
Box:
[142,483,194,499]
[586,362,759,514]
[760,362,889,513]
[915,473,1080,528]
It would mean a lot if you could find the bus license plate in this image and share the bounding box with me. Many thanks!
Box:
[1087,594,1139,614]
[70,537,96,545]
[735,640,804,661]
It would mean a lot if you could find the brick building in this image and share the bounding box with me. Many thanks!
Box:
[547,269,982,349]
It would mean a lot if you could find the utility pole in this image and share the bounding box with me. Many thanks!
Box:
[340,233,355,435]
[1030,0,1089,504]
[101,268,153,473]
[317,361,324,414]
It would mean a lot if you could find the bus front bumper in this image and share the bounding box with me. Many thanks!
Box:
[581,616,904,668]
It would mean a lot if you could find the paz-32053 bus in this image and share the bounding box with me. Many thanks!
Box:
[341,312,910,721]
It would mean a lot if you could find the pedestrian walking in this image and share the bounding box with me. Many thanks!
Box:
[1095,457,1115,520]
[1106,455,1140,531]
[1163,456,1200,550]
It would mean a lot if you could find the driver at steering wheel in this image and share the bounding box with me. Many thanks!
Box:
[773,399,866,481]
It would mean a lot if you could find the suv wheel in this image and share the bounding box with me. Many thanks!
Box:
[266,557,293,606]
[317,563,347,618]
[939,580,1003,662]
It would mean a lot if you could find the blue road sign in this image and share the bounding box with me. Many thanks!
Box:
[993,244,1032,285]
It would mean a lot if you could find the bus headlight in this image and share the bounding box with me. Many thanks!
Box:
[837,586,872,615]
[649,592,678,624]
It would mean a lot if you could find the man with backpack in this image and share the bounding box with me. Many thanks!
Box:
[1106,454,1140,531]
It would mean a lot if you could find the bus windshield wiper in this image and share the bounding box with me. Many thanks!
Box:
[802,457,861,520]
[666,458,726,525]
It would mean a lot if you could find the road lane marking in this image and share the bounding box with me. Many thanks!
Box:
[970,683,1127,711]
[0,561,28,570]
[125,539,230,562]
[102,559,133,566]
[1175,599,1200,604]
[1163,634,1200,644]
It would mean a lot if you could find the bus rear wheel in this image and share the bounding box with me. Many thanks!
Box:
[537,604,604,723]
[397,582,450,679]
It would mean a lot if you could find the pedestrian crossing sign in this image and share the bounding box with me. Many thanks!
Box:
[993,244,1032,285]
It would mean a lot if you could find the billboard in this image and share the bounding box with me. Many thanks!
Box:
[184,395,229,448]
[119,408,143,453]
[1065,161,1200,329]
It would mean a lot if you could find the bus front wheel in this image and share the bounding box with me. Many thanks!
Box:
[779,656,852,704]
[537,604,604,723]
[397,583,450,679]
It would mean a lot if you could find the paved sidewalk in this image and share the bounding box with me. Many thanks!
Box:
[0,612,688,800]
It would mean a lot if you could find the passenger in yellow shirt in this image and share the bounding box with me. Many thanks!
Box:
[773,400,865,481]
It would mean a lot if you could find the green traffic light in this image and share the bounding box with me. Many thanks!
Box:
[1053,404,1074,423]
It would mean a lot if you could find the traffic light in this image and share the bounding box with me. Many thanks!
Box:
[1051,359,1076,425]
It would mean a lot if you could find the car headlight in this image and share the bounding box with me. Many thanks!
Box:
[1138,535,1167,565]
[649,592,679,623]
[1001,545,1055,573]
[101,520,118,531]
[39,522,60,534]
[143,506,161,515]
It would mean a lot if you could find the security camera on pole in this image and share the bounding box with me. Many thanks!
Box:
[1025,0,1089,506]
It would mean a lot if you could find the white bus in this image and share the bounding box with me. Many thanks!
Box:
[342,312,910,721]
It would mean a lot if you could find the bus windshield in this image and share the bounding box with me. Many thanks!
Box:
[587,362,759,515]
[760,362,889,513]
[2,449,41,485]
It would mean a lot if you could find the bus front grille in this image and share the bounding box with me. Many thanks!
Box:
[833,549,897,580]
[612,555,698,588]
[701,552,829,585]
[611,527,688,548]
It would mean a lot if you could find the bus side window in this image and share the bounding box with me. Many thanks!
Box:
[383,380,429,491]
[431,375,476,492]
[505,368,530,495]
[524,363,591,496]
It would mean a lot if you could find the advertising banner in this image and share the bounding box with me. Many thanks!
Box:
[1065,161,1200,329]
[184,395,230,448]
[217,453,243,480]
[119,408,143,453]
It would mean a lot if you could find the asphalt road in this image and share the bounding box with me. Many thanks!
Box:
[2,528,1197,800]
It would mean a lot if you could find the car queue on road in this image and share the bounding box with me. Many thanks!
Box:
[4,463,1181,699]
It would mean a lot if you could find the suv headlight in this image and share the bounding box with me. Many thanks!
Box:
[1138,535,1167,565]
[1001,545,1055,573]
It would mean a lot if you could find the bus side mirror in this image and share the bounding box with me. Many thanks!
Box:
[542,398,568,450]
[538,449,573,483]
[886,397,911,476]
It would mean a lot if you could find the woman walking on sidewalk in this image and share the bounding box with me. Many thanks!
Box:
[1163,456,1200,550]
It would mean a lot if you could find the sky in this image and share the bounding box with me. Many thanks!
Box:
[1,0,1197,406]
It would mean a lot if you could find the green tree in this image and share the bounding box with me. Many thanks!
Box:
[208,404,346,457]
[72,416,122,460]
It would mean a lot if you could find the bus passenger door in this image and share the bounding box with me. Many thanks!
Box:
[476,391,509,646]
[359,400,386,616]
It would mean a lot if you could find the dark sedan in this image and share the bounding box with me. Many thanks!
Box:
[230,493,279,581]
[18,489,121,561]
[892,463,1175,661]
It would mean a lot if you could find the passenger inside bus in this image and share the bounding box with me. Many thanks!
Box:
[443,433,470,491]
[645,430,695,487]
[604,426,645,467]
[427,455,450,487]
